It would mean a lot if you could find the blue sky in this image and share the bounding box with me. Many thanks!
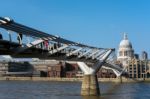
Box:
[0,0,150,57]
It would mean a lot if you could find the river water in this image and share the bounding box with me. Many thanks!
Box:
[0,81,149,99]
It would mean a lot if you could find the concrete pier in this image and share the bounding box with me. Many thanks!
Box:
[81,75,100,96]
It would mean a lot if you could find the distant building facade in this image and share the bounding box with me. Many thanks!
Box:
[0,60,82,78]
[97,68,116,78]
[127,59,148,78]
[141,51,148,60]
[134,54,139,60]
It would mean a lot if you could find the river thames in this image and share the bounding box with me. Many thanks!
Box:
[0,81,149,99]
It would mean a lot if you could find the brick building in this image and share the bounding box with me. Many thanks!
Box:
[0,60,117,78]
[97,68,116,78]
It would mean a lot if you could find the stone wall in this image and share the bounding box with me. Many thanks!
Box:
[0,77,148,83]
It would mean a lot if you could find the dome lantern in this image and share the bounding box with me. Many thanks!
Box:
[123,33,128,40]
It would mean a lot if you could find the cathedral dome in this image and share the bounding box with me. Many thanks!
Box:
[117,33,134,67]
[119,33,132,49]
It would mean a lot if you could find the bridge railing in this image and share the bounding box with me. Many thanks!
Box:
[0,17,117,62]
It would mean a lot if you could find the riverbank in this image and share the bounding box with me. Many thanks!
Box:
[0,77,150,83]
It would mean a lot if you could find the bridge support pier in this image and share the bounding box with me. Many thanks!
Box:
[77,49,114,96]
[81,74,100,96]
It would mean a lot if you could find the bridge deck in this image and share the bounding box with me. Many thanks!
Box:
[0,39,96,62]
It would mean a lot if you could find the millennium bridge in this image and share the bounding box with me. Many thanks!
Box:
[0,17,124,96]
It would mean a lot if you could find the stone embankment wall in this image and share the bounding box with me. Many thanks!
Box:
[0,77,150,83]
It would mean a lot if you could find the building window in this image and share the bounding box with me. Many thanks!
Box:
[128,51,132,57]
[119,51,123,56]
[127,51,130,56]
[124,51,127,56]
